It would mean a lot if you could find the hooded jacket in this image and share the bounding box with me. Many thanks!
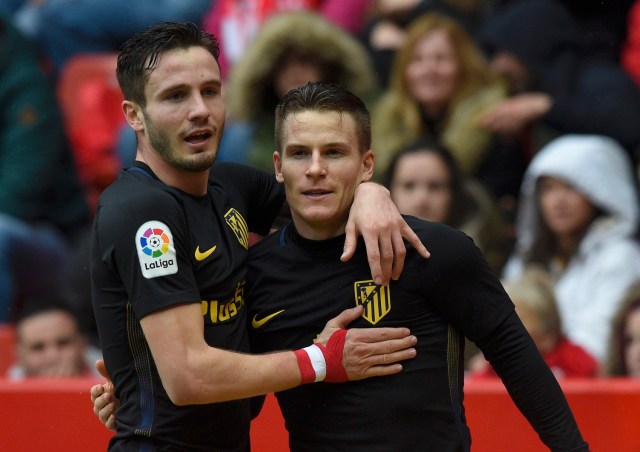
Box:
[482,0,640,156]
[503,135,640,362]
[218,11,378,170]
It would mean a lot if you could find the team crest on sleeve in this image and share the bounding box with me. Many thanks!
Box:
[135,221,178,278]
[224,208,249,249]
[354,281,391,325]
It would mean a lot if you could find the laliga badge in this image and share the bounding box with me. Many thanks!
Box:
[136,220,178,278]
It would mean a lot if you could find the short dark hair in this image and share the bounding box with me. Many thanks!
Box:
[116,21,220,106]
[16,296,77,326]
[274,82,371,153]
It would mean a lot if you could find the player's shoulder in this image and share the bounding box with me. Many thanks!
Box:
[404,215,467,241]
[102,169,173,201]
[249,227,282,256]
[209,161,268,189]
[97,171,184,227]
[403,215,479,258]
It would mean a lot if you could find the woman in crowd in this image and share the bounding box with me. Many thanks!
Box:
[384,138,511,274]
[604,281,640,377]
[371,12,522,203]
[503,134,640,364]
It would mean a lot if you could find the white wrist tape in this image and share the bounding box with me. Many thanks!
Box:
[301,344,327,382]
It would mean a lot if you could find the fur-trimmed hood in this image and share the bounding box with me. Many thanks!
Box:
[225,11,378,120]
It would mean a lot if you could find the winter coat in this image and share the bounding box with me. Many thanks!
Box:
[503,134,640,362]
[219,11,378,171]
[372,82,506,178]
[482,0,640,156]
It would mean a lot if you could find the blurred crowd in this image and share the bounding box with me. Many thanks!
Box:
[0,0,639,380]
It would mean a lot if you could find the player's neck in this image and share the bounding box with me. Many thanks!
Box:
[291,218,346,241]
[136,151,209,196]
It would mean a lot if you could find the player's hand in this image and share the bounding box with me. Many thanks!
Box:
[315,305,417,380]
[90,359,118,432]
[343,182,429,285]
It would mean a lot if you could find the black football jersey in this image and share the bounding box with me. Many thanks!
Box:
[247,217,586,451]
[91,161,284,451]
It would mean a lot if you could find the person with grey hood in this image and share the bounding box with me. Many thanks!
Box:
[216,11,379,171]
[502,134,640,364]
[479,0,640,161]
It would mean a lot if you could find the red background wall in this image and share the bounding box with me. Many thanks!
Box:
[0,377,638,451]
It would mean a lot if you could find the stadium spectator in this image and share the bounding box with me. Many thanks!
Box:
[479,0,640,161]
[361,0,487,87]
[467,267,598,379]
[4,0,212,73]
[7,297,102,379]
[603,281,640,377]
[0,13,89,322]
[502,134,640,364]
[371,12,526,207]
[383,138,511,273]
[216,10,378,170]
[203,0,371,79]
[622,0,640,87]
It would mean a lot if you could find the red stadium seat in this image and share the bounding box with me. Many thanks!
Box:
[57,53,124,212]
[0,324,16,376]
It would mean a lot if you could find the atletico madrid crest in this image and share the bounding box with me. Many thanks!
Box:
[224,208,249,249]
[353,281,391,325]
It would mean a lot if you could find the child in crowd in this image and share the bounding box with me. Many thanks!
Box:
[467,267,598,379]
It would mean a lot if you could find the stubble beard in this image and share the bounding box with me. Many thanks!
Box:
[145,114,217,172]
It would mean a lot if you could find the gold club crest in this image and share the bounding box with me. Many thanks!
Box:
[224,208,249,249]
[354,281,391,325]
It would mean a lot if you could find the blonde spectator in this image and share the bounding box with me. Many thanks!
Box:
[371,12,510,185]
[468,267,598,379]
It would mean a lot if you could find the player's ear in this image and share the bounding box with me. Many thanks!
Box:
[361,150,374,182]
[123,100,145,132]
[274,151,284,183]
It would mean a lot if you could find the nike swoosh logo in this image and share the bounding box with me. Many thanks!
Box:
[252,310,285,329]
[195,245,217,261]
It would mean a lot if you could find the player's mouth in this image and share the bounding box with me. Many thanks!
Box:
[303,189,332,198]
[184,129,213,145]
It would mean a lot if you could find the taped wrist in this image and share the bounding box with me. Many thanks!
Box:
[294,329,349,383]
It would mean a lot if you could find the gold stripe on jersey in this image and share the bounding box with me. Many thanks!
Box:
[353,281,391,325]
[446,324,463,411]
[224,208,249,249]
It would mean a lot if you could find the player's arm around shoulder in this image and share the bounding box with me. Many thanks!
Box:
[141,303,418,405]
